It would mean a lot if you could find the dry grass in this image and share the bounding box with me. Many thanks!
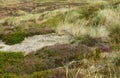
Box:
[64,51,120,78]
[56,24,109,38]
[0,8,72,25]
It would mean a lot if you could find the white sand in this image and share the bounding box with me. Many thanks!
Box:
[0,33,72,54]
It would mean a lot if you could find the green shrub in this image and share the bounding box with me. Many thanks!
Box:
[2,32,28,45]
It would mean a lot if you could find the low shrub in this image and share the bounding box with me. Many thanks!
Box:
[1,32,28,45]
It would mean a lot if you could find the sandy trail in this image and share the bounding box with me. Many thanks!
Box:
[0,33,72,54]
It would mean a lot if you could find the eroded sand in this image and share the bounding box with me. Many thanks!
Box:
[0,33,72,54]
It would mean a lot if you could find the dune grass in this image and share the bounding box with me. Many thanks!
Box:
[0,0,119,44]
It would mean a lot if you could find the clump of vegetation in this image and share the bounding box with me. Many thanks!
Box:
[1,32,28,45]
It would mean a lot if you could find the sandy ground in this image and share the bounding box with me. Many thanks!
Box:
[0,33,72,54]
